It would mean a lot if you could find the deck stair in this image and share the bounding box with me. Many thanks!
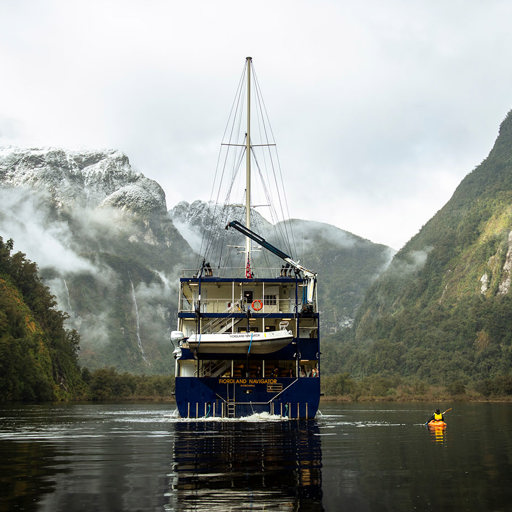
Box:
[200,360,231,378]
[226,399,236,418]
[202,316,243,334]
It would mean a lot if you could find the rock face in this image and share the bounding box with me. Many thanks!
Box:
[0,147,193,373]
[0,147,166,214]
[497,231,512,295]
[350,110,512,381]
[170,200,273,254]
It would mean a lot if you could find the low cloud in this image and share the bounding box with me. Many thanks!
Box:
[0,188,96,274]
[388,247,432,278]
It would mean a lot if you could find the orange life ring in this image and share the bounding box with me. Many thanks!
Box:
[252,299,263,311]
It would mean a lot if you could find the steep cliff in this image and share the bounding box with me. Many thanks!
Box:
[351,111,512,382]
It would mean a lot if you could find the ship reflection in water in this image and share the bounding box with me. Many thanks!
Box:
[169,417,323,511]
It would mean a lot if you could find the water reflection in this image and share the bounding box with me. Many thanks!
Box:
[169,419,323,511]
[2,403,512,511]
[0,441,68,512]
[427,424,447,445]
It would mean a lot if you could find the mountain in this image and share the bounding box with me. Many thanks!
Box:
[171,201,394,331]
[0,147,393,373]
[348,110,512,384]
[0,147,194,373]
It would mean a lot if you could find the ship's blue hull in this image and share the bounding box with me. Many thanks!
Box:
[175,376,320,419]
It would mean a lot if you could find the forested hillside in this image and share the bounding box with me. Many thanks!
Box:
[0,237,83,400]
[329,111,512,388]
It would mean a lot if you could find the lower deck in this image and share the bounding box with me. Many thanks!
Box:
[178,355,319,379]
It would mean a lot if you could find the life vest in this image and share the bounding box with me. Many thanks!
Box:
[434,412,443,421]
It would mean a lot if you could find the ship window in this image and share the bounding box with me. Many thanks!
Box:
[243,290,253,303]
[264,294,277,305]
[264,360,295,378]
[179,360,195,377]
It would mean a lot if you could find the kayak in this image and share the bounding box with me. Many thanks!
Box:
[428,420,447,428]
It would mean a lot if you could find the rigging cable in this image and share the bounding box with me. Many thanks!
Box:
[197,62,248,269]
[194,58,299,272]
[252,68,297,257]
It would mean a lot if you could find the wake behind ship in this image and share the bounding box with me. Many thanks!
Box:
[171,58,320,419]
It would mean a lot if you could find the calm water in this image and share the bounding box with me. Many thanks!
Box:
[0,402,511,511]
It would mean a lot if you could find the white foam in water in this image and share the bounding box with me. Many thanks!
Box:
[175,411,289,423]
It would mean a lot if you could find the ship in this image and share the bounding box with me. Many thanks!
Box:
[171,57,320,419]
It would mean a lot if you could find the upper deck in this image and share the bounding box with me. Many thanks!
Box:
[178,266,318,316]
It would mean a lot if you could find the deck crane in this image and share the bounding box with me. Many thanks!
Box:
[225,220,317,305]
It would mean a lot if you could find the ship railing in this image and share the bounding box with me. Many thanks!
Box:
[179,297,298,314]
[186,397,312,419]
[179,267,295,279]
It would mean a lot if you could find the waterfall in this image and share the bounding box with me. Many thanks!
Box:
[63,279,73,314]
[130,277,149,364]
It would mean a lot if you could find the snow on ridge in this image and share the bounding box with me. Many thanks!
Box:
[101,182,166,214]
[0,146,133,185]
[0,146,166,212]
[172,218,204,253]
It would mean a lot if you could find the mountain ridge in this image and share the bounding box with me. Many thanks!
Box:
[0,145,393,371]
[345,110,512,383]
[170,199,394,330]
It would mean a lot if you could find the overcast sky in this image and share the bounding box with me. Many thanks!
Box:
[1,0,512,250]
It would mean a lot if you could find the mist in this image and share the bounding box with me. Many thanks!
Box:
[0,188,96,274]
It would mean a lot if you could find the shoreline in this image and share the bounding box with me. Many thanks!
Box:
[319,395,512,403]
[2,395,512,405]
[75,394,512,404]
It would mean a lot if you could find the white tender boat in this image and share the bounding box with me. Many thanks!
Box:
[185,329,294,354]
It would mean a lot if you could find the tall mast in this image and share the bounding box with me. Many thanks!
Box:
[245,56,252,267]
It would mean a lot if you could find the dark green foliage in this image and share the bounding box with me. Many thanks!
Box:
[321,372,355,396]
[87,367,173,400]
[474,375,512,397]
[446,380,466,396]
[334,111,512,385]
[0,236,83,401]
[320,372,435,400]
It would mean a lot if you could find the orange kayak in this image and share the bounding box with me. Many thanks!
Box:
[428,420,447,428]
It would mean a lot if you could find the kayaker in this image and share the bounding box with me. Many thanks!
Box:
[426,408,444,423]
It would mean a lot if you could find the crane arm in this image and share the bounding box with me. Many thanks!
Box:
[226,220,290,260]
[225,220,317,304]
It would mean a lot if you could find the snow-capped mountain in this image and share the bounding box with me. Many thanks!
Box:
[0,147,166,214]
[0,147,193,373]
[171,200,273,254]
[0,146,393,372]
